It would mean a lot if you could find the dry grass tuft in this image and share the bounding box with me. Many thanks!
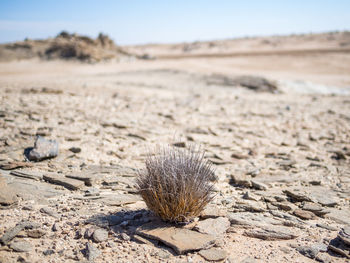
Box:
[136,145,216,223]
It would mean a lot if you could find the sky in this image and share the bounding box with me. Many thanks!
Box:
[0,0,349,45]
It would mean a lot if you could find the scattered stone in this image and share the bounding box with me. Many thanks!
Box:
[85,187,100,197]
[84,242,101,261]
[52,223,60,232]
[227,212,282,227]
[133,234,159,246]
[69,147,81,153]
[326,208,350,225]
[315,253,332,263]
[40,206,60,218]
[272,201,295,211]
[26,136,59,161]
[43,173,84,190]
[136,222,216,254]
[302,202,329,217]
[199,248,228,261]
[9,241,32,252]
[293,209,316,220]
[244,226,298,240]
[195,217,230,236]
[200,205,226,219]
[92,229,108,243]
[242,191,260,201]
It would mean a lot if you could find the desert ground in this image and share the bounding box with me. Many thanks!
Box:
[0,32,350,263]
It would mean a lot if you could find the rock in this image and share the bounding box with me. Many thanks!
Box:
[296,243,327,259]
[10,170,43,181]
[251,180,268,190]
[326,208,350,225]
[0,175,18,206]
[99,194,141,206]
[200,205,226,219]
[0,221,37,245]
[27,136,59,161]
[10,241,32,252]
[316,223,338,231]
[43,249,55,256]
[271,201,295,211]
[136,222,216,254]
[230,174,252,188]
[40,207,60,218]
[233,200,266,212]
[328,237,350,258]
[27,229,46,238]
[0,161,33,170]
[69,147,81,153]
[92,229,108,243]
[315,253,332,263]
[338,226,350,246]
[283,189,312,202]
[199,248,227,261]
[301,202,329,217]
[227,212,282,227]
[43,173,84,190]
[66,172,99,186]
[293,209,316,220]
[244,226,298,240]
[194,217,230,236]
[242,191,260,201]
[85,187,100,197]
[84,242,101,261]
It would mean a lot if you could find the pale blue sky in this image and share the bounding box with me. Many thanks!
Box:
[0,0,349,45]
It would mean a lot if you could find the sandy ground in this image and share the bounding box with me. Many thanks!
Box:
[0,38,350,263]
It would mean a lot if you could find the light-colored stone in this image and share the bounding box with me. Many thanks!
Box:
[199,248,228,261]
[195,217,230,236]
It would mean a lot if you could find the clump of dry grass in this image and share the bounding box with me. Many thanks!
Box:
[136,145,216,223]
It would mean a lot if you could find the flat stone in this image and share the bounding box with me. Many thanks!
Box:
[283,189,312,202]
[0,161,33,170]
[92,229,108,243]
[69,147,81,153]
[339,226,350,246]
[326,208,350,225]
[199,248,228,261]
[85,242,101,261]
[136,222,216,254]
[43,173,84,190]
[0,221,37,245]
[316,223,338,231]
[302,202,328,216]
[328,237,350,258]
[233,200,266,212]
[10,169,43,181]
[271,201,295,211]
[0,175,17,206]
[230,174,252,188]
[195,217,230,236]
[99,194,141,206]
[27,136,59,161]
[296,243,327,259]
[10,241,32,252]
[200,205,226,219]
[227,212,282,227]
[66,172,100,186]
[27,229,46,238]
[293,209,316,220]
[40,206,60,218]
[244,226,298,240]
[251,180,268,190]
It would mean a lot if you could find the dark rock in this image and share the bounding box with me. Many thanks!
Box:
[69,147,81,153]
[293,209,316,220]
[328,237,350,258]
[27,229,46,238]
[296,243,327,259]
[26,136,59,161]
[43,173,84,190]
[40,206,60,219]
[43,249,55,256]
[338,226,350,246]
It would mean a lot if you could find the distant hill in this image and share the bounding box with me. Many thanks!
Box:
[0,31,134,62]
